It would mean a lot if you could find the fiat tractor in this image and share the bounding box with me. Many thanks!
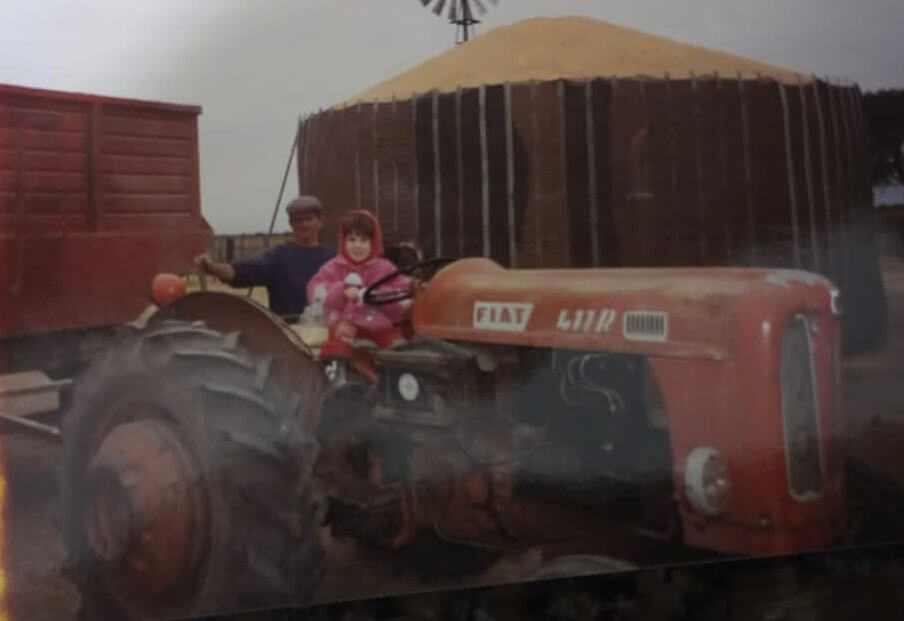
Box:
[59,254,875,620]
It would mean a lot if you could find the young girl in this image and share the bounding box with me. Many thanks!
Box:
[306,209,411,363]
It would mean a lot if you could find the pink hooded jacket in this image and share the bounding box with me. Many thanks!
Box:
[306,210,411,332]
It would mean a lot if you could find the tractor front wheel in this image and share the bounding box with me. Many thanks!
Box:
[59,320,327,620]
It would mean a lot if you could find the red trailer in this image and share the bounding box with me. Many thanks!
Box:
[0,83,213,378]
[0,83,213,433]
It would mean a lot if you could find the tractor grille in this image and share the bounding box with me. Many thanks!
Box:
[780,315,824,501]
[623,311,668,342]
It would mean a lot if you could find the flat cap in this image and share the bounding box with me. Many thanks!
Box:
[286,195,323,217]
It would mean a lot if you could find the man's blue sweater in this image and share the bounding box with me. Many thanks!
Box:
[231,242,336,317]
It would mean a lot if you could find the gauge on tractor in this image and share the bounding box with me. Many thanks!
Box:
[398,373,420,402]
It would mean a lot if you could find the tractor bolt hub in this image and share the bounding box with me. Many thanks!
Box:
[84,418,206,599]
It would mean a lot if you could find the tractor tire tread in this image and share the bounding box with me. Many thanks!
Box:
[59,319,326,620]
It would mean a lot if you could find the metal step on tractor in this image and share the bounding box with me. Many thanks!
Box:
[57,254,904,620]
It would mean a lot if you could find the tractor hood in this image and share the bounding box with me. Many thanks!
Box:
[411,258,840,360]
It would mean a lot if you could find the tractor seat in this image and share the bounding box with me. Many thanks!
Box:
[290,323,329,349]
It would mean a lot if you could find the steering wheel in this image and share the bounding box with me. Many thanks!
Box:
[362,257,457,306]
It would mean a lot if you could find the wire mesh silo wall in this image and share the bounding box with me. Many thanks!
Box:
[299,75,886,353]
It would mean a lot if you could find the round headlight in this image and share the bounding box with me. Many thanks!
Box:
[684,447,731,516]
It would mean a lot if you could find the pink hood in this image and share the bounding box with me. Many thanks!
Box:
[307,210,411,330]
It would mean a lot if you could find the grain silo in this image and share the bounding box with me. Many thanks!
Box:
[296,17,885,353]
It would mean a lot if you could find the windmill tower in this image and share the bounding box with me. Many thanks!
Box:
[418,0,499,44]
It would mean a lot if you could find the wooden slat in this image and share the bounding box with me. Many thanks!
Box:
[432,91,442,255]
[713,74,733,263]
[17,151,87,173]
[100,113,195,139]
[664,74,680,262]
[0,149,14,171]
[455,88,464,258]
[528,81,543,266]
[693,76,725,264]
[562,80,592,267]
[373,103,380,220]
[711,75,747,265]
[798,81,820,271]
[691,73,707,262]
[510,82,540,268]
[87,103,101,229]
[102,194,191,213]
[591,78,617,268]
[100,153,193,175]
[827,84,849,278]
[746,78,790,252]
[812,79,835,277]
[357,102,377,216]
[0,83,200,116]
[838,86,856,218]
[738,76,756,258]
[374,103,395,238]
[19,171,86,192]
[392,99,400,236]
[504,82,516,267]
[678,76,708,264]
[459,88,483,259]
[102,135,193,158]
[0,128,87,152]
[411,97,420,240]
[97,212,199,232]
[299,116,311,194]
[101,173,193,194]
[557,80,569,265]
[484,84,509,266]
[0,191,16,213]
[413,95,434,254]
[585,80,599,266]
[532,80,569,267]
[0,192,88,214]
[778,82,801,269]
[0,106,88,131]
[479,84,490,257]
[0,171,15,191]
[354,104,362,211]
[21,193,89,213]
[437,92,459,257]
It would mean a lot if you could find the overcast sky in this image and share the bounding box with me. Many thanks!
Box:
[2,0,902,234]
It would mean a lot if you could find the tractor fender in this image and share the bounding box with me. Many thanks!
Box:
[147,291,325,430]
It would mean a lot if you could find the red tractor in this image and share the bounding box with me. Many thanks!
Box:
[58,254,887,619]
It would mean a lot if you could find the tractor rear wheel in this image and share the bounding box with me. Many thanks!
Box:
[59,320,327,620]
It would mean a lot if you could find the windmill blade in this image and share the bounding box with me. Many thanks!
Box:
[449,0,458,21]
[433,0,449,16]
[419,0,431,6]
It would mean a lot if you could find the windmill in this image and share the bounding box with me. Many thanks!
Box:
[418,0,499,44]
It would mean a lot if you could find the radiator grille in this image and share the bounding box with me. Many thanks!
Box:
[780,314,824,501]
[623,311,668,342]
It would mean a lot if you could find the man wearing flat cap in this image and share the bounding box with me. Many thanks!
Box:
[194,195,336,317]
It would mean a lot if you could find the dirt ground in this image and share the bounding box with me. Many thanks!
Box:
[3,257,904,621]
